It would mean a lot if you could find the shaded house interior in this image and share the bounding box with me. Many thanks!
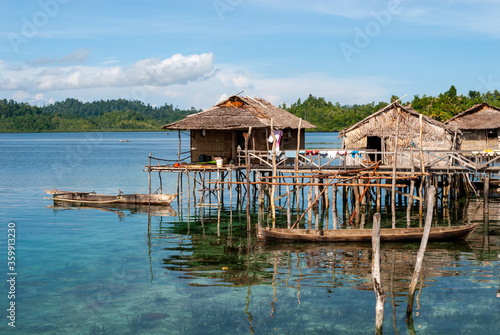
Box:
[445,102,500,151]
[338,102,457,166]
[162,95,316,163]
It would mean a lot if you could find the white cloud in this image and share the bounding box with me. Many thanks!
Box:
[144,66,403,109]
[0,52,214,92]
[1,57,404,110]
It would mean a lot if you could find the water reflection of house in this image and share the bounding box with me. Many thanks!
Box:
[161,95,315,164]
[257,243,474,293]
[445,102,500,151]
[338,102,457,166]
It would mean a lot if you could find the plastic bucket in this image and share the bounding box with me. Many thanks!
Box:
[214,157,223,168]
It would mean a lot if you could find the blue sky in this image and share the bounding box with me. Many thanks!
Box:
[1,0,499,109]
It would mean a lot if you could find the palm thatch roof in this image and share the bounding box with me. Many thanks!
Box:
[162,95,316,130]
[338,102,455,141]
[445,102,500,130]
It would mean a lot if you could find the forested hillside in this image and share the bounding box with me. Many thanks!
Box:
[2,86,500,132]
[283,86,500,131]
[0,98,200,132]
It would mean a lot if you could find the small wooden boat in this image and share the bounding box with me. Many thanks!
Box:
[45,189,176,206]
[47,202,177,217]
[257,223,481,243]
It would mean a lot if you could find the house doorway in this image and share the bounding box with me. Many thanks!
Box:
[367,136,382,162]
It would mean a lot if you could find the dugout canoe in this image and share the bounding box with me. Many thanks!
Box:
[257,223,480,243]
[45,189,177,206]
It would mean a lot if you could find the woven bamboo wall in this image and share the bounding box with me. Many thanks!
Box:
[460,129,500,150]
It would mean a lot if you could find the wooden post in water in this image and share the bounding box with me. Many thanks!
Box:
[391,108,400,229]
[342,184,348,221]
[406,186,436,318]
[353,180,360,225]
[286,184,291,228]
[332,184,338,229]
[245,127,252,232]
[193,172,197,208]
[148,152,152,233]
[177,130,181,165]
[372,212,385,334]
[407,126,416,228]
[148,153,152,197]
[270,119,277,226]
[307,177,313,227]
[484,174,490,214]
[376,186,381,213]
[295,119,302,222]
[419,114,426,219]
[186,171,190,208]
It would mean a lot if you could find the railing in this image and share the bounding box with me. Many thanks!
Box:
[237,148,500,171]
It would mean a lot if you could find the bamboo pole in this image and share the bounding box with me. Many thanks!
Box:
[307,177,313,226]
[419,114,425,219]
[391,109,400,229]
[349,161,380,224]
[291,171,340,229]
[484,174,490,214]
[408,123,416,228]
[177,130,181,164]
[148,152,152,233]
[372,212,385,334]
[186,171,190,209]
[257,172,263,228]
[376,185,381,212]
[406,186,436,318]
[296,119,302,222]
[193,172,197,209]
[322,177,328,212]
[287,184,291,229]
[270,120,277,226]
[332,185,338,229]
[229,170,233,217]
[353,179,360,224]
[245,127,252,232]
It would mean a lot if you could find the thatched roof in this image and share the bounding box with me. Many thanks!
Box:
[338,102,455,139]
[445,103,500,130]
[162,95,316,130]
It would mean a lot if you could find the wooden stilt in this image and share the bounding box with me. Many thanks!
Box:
[354,180,360,225]
[407,142,416,228]
[407,186,436,318]
[307,178,313,227]
[484,174,490,214]
[270,119,277,227]
[376,185,381,213]
[148,152,152,233]
[391,108,400,229]
[286,184,291,229]
[186,171,190,210]
[192,172,197,209]
[372,212,385,334]
[332,185,338,229]
[245,127,252,232]
[419,114,426,221]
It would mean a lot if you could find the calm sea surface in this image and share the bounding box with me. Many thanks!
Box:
[0,131,499,334]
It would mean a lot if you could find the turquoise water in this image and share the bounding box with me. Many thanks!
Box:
[0,131,499,334]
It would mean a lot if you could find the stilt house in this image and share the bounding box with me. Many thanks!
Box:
[445,102,500,151]
[338,102,457,167]
[162,95,316,163]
